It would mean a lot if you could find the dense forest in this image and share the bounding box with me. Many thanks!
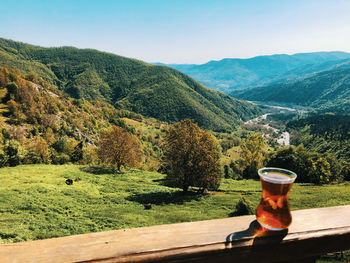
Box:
[0,38,261,132]
[288,113,350,163]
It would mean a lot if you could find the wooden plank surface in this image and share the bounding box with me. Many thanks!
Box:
[0,205,350,263]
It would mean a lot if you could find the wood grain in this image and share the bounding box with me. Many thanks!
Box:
[0,205,349,263]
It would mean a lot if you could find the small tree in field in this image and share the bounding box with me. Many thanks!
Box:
[163,119,222,193]
[239,134,266,179]
[97,126,142,171]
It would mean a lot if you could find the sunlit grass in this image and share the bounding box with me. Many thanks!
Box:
[0,164,349,243]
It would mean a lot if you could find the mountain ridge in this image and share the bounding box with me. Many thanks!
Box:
[0,37,261,131]
[157,51,350,92]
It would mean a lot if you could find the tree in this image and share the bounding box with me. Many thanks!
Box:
[3,140,20,167]
[51,138,68,153]
[31,136,49,163]
[71,141,84,163]
[5,82,18,99]
[162,119,221,193]
[97,126,142,171]
[265,145,344,184]
[239,134,266,179]
[310,157,332,185]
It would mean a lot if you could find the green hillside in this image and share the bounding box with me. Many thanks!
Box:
[230,68,350,112]
[0,38,261,131]
[0,66,168,170]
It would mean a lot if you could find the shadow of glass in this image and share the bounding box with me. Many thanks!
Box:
[127,190,206,205]
[225,220,288,248]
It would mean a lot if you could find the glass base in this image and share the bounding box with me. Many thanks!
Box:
[257,220,286,231]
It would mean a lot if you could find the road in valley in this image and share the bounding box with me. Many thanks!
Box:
[244,109,294,146]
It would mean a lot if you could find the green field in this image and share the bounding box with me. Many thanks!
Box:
[0,164,350,244]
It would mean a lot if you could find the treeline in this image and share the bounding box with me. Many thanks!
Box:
[224,134,349,185]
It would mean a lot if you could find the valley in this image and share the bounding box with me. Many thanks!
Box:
[1,1,350,261]
[0,38,349,263]
[245,113,290,146]
[243,103,307,146]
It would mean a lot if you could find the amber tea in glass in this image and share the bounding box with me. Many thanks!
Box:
[256,167,297,231]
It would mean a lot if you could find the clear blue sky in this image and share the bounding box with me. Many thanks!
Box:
[1,0,350,63]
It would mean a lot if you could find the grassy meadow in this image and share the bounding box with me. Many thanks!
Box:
[0,164,350,244]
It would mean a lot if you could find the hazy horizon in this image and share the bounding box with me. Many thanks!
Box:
[1,0,350,64]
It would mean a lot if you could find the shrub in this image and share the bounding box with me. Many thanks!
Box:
[310,157,332,185]
[51,138,68,153]
[50,150,70,165]
[235,197,254,216]
[3,140,20,167]
[5,82,18,97]
[23,149,42,164]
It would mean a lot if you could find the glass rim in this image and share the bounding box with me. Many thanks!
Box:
[258,167,297,184]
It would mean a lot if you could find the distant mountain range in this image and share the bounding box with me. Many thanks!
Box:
[157,52,350,93]
[230,67,350,113]
[0,38,261,131]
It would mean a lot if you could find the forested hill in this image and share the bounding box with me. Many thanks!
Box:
[158,52,350,92]
[287,114,350,163]
[0,38,261,131]
[230,68,350,113]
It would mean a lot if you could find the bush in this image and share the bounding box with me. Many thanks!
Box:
[5,82,18,97]
[234,197,254,216]
[224,164,232,179]
[71,141,84,163]
[23,149,42,164]
[50,149,70,165]
[51,138,68,153]
[3,140,20,167]
[310,157,332,185]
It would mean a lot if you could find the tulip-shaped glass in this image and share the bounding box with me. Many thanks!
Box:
[256,167,297,231]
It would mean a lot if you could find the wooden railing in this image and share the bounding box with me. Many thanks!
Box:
[0,205,349,263]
